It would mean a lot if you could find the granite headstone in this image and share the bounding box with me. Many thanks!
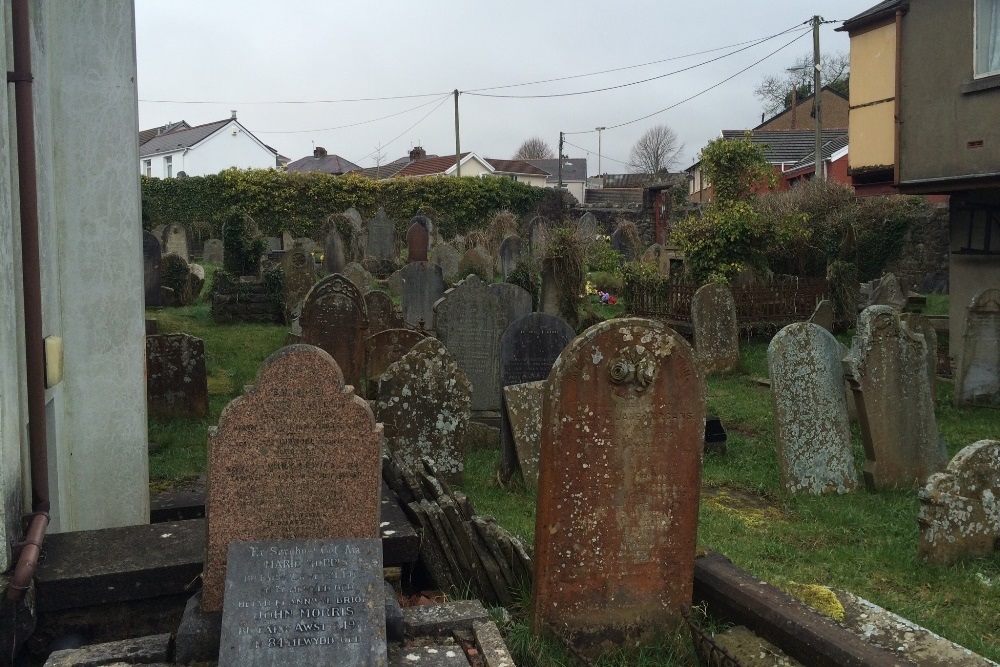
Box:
[691,283,740,374]
[363,291,405,335]
[300,274,369,388]
[145,333,209,419]
[400,261,445,331]
[955,288,1000,407]
[406,218,430,263]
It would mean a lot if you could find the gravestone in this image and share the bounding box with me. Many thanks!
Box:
[489,283,533,329]
[364,290,405,335]
[433,275,504,412]
[867,272,907,310]
[162,223,189,262]
[300,274,369,389]
[768,323,857,494]
[691,283,740,374]
[265,237,282,253]
[281,242,317,323]
[499,313,575,481]
[152,224,165,243]
[373,338,471,483]
[528,217,550,262]
[955,288,1000,407]
[280,230,294,250]
[577,212,598,243]
[502,381,546,489]
[203,345,382,612]
[808,299,835,332]
[342,262,373,294]
[219,538,386,666]
[202,238,224,265]
[324,229,347,275]
[532,318,705,656]
[640,244,670,277]
[845,306,946,490]
[901,312,938,402]
[364,328,427,392]
[918,439,1000,564]
[406,217,431,262]
[142,231,162,308]
[400,261,445,331]
[343,207,364,233]
[539,259,559,316]
[430,244,461,283]
[145,333,209,419]
[365,207,396,262]
[499,236,525,280]
[458,248,493,281]
[609,228,635,261]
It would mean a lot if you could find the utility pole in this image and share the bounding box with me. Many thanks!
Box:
[454,89,461,177]
[813,15,824,180]
[595,126,606,176]
[558,132,564,189]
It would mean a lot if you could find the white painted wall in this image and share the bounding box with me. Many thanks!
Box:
[140,120,277,177]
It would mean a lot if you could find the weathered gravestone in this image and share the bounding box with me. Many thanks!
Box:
[145,333,209,419]
[363,290,405,335]
[532,318,705,656]
[434,275,504,412]
[502,381,547,489]
[366,207,396,262]
[142,231,162,308]
[808,299,835,332]
[955,288,1000,407]
[691,283,740,374]
[202,238,224,265]
[400,261,445,330]
[901,312,938,402]
[609,228,636,261]
[152,224,166,243]
[162,222,189,262]
[866,272,907,310]
[281,242,317,322]
[300,274,369,389]
[768,323,857,494]
[406,216,431,262]
[458,248,493,281]
[490,283,533,329]
[342,262,373,295]
[385,269,404,298]
[499,313,575,482]
[219,538,386,666]
[324,228,347,275]
[539,259,559,316]
[917,439,1000,565]
[640,244,670,277]
[430,243,461,283]
[343,207,364,233]
[577,212,598,243]
[845,306,946,490]
[374,338,471,483]
[499,236,525,280]
[364,328,427,392]
[528,217,550,262]
[202,345,382,612]
[281,230,294,250]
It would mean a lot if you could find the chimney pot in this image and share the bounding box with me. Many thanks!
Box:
[230,110,237,119]
[314,146,328,158]
[408,146,427,161]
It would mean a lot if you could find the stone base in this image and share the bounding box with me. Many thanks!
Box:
[43,633,172,666]
[174,592,220,665]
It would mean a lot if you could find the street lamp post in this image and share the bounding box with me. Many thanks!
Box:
[595,126,606,176]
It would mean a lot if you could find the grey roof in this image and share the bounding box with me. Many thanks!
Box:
[788,135,850,171]
[601,173,652,188]
[837,0,906,32]
[138,120,190,146]
[139,119,232,157]
[525,158,587,183]
[285,154,362,174]
[350,162,409,180]
[720,129,849,165]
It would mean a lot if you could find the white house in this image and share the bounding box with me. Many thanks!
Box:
[525,158,588,204]
[139,112,279,177]
[351,146,550,187]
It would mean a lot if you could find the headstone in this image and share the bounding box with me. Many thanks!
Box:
[901,312,938,402]
[918,440,1000,564]
[528,217,549,262]
[373,338,471,483]
[145,333,209,419]
[300,274,369,389]
[281,230,294,250]
[489,283,533,328]
[365,207,396,262]
[502,381,546,489]
[577,212,598,242]
[499,236,525,280]
[845,306,946,490]
[364,328,427,391]
[430,244,461,283]
[533,318,705,655]
[640,244,670,276]
[281,242,317,322]
[400,261,445,331]
[324,229,347,275]
[433,275,504,412]
[343,207,364,233]
[767,323,857,494]
[539,259,559,317]
[867,272,907,309]
[202,238,224,265]
[385,269,403,298]
[218,538,386,666]
[342,262,373,295]
[142,231,162,308]
[162,222,189,262]
[152,224,165,242]
[406,217,430,262]
[458,248,493,281]
[691,283,740,374]
[955,288,1000,407]
[609,228,635,261]
[808,299,835,332]
[265,236,282,253]
[499,313,575,481]
[203,345,382,612]
[364,290,405,335]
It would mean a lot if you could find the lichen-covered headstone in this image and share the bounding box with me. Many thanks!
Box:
[142,231,162,308]
[400,261,445,330]
[203,345,382,612]
[162,222,189,262]
[280,241,317,322]
[364,290,405,335]
[364,328,427,392]
[300,274,369,388]
[374,338,471,484]
[365,207,397,262]
[532,318,705,656]
[640,244,670,276]
[901,312,938,402]
[918,439,1000,564]
[845,306,946,490]
[528,216,550,262]
[406,217,430,262]
[342,262,373,294]
[808,299,835,332]
[955,288,1000,407]
[691,283,740,374]
[490,283,533,330]
[577,212,598,242]
[145,333,208,419]
[609,228,636,261]
[430,243,461,283]
[768,323,857,494]
[502,381,547,489]
[867,272,907,309]
[499,235,525,280]
[458,247,493,281]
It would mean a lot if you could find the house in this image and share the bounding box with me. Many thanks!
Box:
[841,0,1000,368]
[754,86,850,131]
[781,135,851,188]
[138,111,280,177]
[525,158,588,204]
[285,147,361,175]
[350,146,550,187]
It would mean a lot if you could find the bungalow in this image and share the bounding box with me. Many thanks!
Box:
[350,146,550,187]
[524,157,589,204]
[285,147,361,175]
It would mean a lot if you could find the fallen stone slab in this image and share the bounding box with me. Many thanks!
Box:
[474,619,516,667]
[389,642,470,667]
[43,633,171,666]
[403,600,489,637]
[712,625,804,667]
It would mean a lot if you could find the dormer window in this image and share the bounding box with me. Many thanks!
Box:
[975,0,1000,77]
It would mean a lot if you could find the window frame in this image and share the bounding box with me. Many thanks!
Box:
[164,155,173,178]
[974,0,1000,79]
[142,159,151,177]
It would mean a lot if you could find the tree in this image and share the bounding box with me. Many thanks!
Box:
[699,133,774,203]
[513,137,555,160]
[628,124,684,175]
[753,52,850,118]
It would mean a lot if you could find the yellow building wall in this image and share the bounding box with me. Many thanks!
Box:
[849,22,897,170]
[850,105,896,168]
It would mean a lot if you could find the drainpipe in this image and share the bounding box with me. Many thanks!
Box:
[893,8,904,186]
[6,0,51,602]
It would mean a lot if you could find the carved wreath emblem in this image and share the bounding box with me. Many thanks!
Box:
[609,347,655,388]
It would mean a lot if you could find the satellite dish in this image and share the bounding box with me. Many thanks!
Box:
[177,171,188,178]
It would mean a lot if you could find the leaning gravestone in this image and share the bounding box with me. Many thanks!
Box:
[430,243,461,283]
[300,274,369,389]
[364,290,405,335]
[955,288,1000,407]
[202,345,382,612]
[499,313,574,481]
[142,231,162,308]
[202,238,224,265]
[343,207,364,233]
[145,333,209,419]
[162,222,189,262]
[400,261,445,330]
[374,338,471,483]
[691,283,740,374]
[281,242,317,322]
[499,236,525,280]
[365,207,396,262]
[433,275,504,412]
[808,299,836,332]
[917,439,1000,565]
[406,217,431,262]
[845,306,946,490]
[533,318,705,656]
[219,538,386,666]
[901,312,938,402]
[324,229,347,275]
[489,283,533,330]
[502,381,547,489]
[364,328,427,391]
[768,323,856,494]
[342,262,373,295]
[539,259,559,317]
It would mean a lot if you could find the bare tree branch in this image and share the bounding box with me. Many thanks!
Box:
[512,137,555,160]
[753,51,851,119]
[628,124,684,175]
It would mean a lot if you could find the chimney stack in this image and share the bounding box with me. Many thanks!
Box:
[230,110,237,119]
[408,145,427,161]
[314,146,328,158]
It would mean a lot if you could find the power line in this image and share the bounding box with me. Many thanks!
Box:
[562,139,635,169]
[255,96,447,134]
[138,91,451,105]
[352,94,452,166]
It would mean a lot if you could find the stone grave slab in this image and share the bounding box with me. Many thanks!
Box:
[577,212,598,242]
[143,231,162,308]
[406,218,430,262]
[281,242,317,322]
[203,345,382,612]
[691,283,740,374]
[364,290,406,335]
[202,238,224,265]
[366,207,397,262]
[528,216,550,262]
[532,318,705,656]
[808,299,835,332]
[955,288,1000,407]
[640,244,670,276]
[162,222,189,261]
[281,230,294,250]
[539,258,559,316]
[901,312,938,402]
[457,247,493,281]
[364,329,427,393]
[219,538,386,667]
[400,261,445,331]
[502,381,546,489]
[324,229,347,275]
[489,283,533,330]
[300,274,369,389]
[146,333,209,419]
[499,236,524,280]
[609,228,635,261]
[343,262,374,294]
[430,244,461,283]
[343,207,364,232]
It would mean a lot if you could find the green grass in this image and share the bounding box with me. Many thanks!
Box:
[924,293,949,316]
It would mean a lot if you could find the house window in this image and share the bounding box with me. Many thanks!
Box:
[142,159,151,177]
[164,156,173,178]
[976,0,1000,77]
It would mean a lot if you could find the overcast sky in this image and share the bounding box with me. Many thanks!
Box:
[135,1,877,175]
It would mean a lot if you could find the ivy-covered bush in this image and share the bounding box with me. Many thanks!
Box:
[506,262,540,311]
[586,239,624,274]
[221,209,266,277]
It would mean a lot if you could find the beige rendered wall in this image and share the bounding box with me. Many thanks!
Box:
[849,22,896,171]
